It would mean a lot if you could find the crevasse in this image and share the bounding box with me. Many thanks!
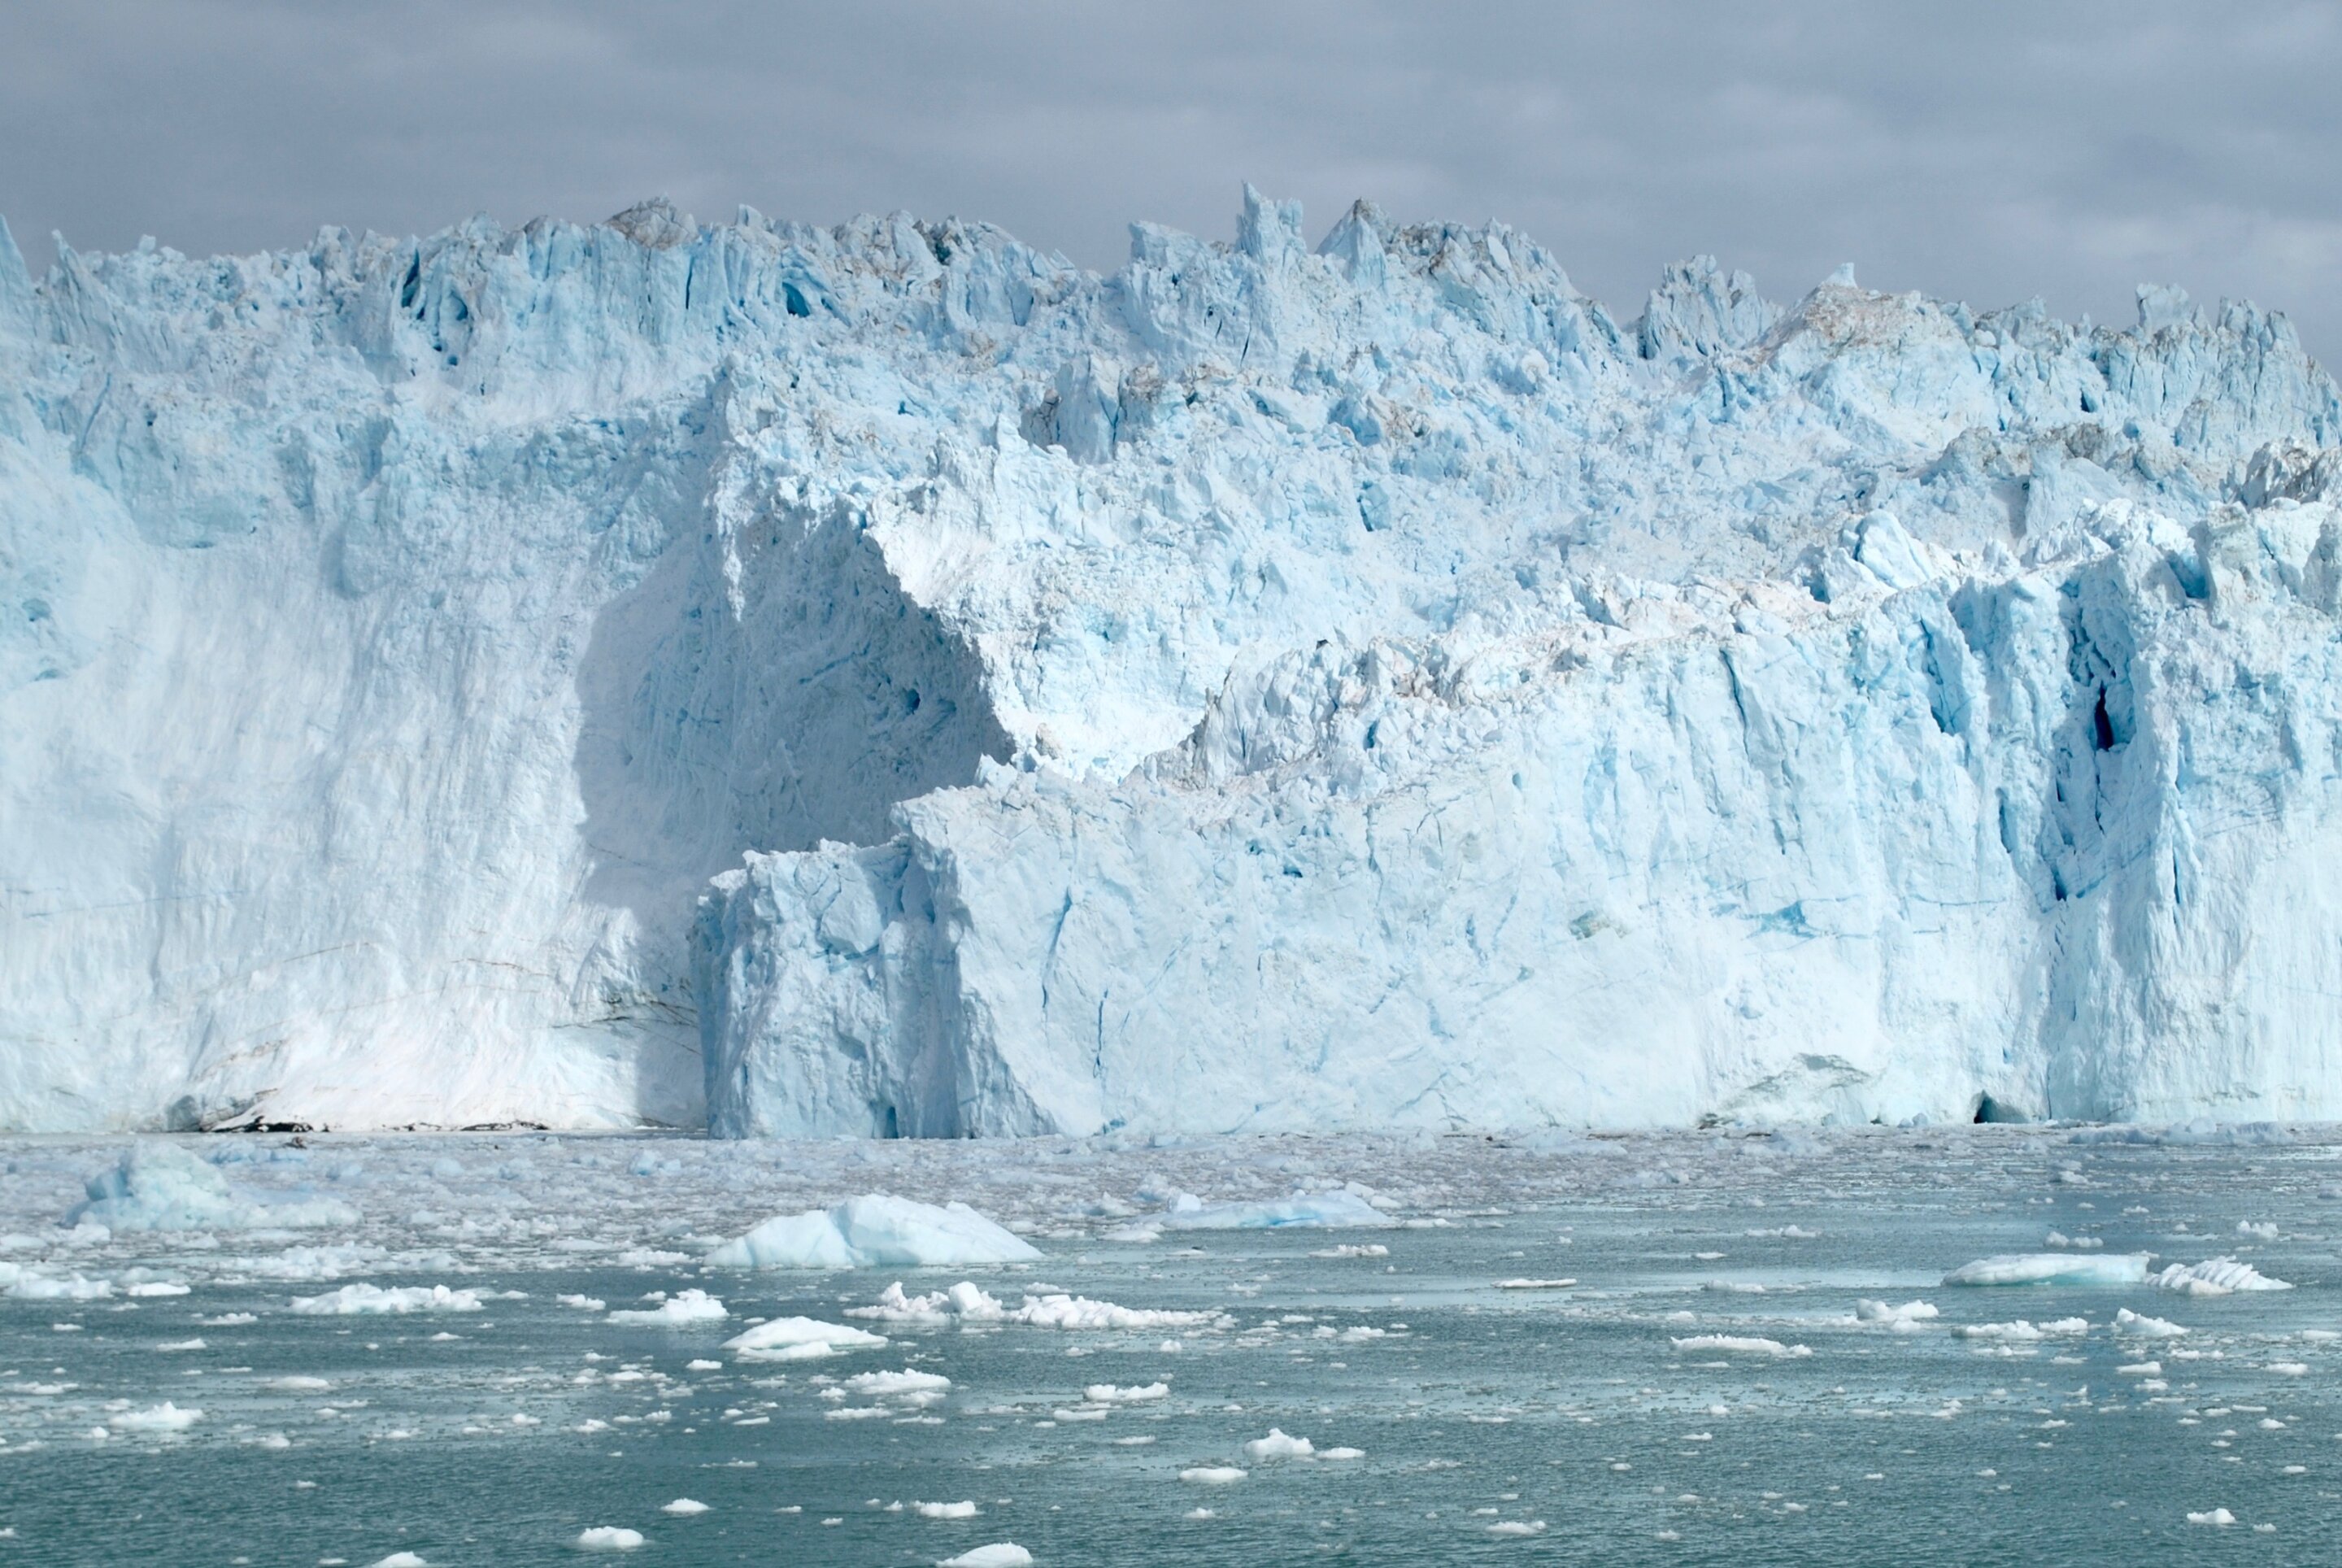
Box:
[4,189,2340,1135]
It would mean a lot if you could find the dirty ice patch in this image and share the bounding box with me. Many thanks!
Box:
[722,1316,887,1361]
[289,1283,483,1315]
[1940,1253,2150,1287]
[851,1279,1226,1331]
[1161,1191,1391,1230]
[703,1196,1039,1269]
[2152,1258,2292,1296]
[67,1142,358,1231]
[607,1288,727,1326]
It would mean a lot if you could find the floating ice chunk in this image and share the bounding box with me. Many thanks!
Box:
[1310,1244,1389,1258]
[67,1142,357,1231]
[2113,1309,2187,1339]
[2152,1257,2291,1295]
[574,1527,645,1551]
[1162,1192,1391,1230]
[369,1556,430,1568]
[844,1370,951,1399]
[268,1376,333,1392]
[703,1196,1040,1270]
[721,1316,887,1361]
[660,1500,709,1515]
[1854,1300,1938,1331]
[937,1546,1031,1568]
[0,1267,113,1300]
[1941,1253,2150,1287]
[2186,1508,2236,1526]
[2044,1231,2103,1249]
[124,1281,190,1296]
[109,1401,202,1432]
[607,1289,727,1326]
[1951,1319,2087,1342]
[1670,1335,1811,1357]
[914,1500,979,1519]
[1492,1278,1575,1291]
[1487,1520,1547,1536]
[850,1279,1223,1331]
[2117,1361,2162,1376]
[290,1284,482,1315]
[1320,1446,1365,1459]
[1084,1383,1169,1403]
[1179,1466,1247,1484]
[2237,1220,2279,1240]
[2072,1122,2290,1147]
[556,1295,606,1312]
[1243,1428,1315,1460]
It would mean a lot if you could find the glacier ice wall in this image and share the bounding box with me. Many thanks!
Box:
[6,189,2342,1133]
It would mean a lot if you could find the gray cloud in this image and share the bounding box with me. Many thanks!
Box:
[6,1,2341,357]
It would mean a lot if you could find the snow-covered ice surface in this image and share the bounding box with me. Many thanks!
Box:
[10,192,2342,1135]
[2,1126,2342,1562]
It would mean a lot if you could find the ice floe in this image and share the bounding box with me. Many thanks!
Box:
[703,1196,1040,1269]
[1940,1253,2150,1287]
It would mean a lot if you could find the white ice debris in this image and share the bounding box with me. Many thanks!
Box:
[289,1284,483,1315]
[913,1500,979,1519]
[1950,1319,2087,1341]
[660,1500,710,1516]
[1084,1383,1169,1403]
[573,1527,646,1552]
[721,1316,888,1361]
[851,1279,1224,1331]
[606,1288,727,1326]
[67,1143,357,1230]
[936,1546,1032,1568]
[2151,1258,2293,1295]
[2113,1309,2187,1338]
[1243,1428,1316,1460]
[1941,1254,2151,1287]
[1854,1300,1939,1331]
[107,1401,202,1432]
[1160,1193,1393,1230]
[13,191,2340,1136]
[1670,1335,1812,1357]
[842,1370,951,1400]
[703,1197,1040,1269]
[1179,1467,1247,1485]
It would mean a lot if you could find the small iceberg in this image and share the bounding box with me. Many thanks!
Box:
[850,1279,1224,1331]
[68,1143,357,1232]
[607,1289,728,1326]
[1670,1335,1811,1357]
[1940,1252,2150,1287]
[703,1196,1040,1269]
[1243,1428,1316,1460]
[937,1546,1032,1568]
[289,1283,483,1315]
[721,1316,888,1361]
[2151,1258,2292,1296]
[1161,1191,1392,1230]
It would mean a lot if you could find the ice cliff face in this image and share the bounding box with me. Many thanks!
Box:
[6,189,2341,1134]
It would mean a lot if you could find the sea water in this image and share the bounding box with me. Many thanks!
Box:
[2,1126,2338,1564]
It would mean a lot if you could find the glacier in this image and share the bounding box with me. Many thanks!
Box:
[5,187,2342,1135]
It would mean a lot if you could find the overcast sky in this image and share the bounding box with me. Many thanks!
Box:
[6,2,2341,359]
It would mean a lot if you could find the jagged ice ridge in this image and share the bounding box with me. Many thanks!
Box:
[4,188,2340,1135]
